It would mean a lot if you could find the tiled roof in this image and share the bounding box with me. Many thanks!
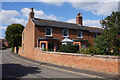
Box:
[83,26,102,33]
[32,18,102,33]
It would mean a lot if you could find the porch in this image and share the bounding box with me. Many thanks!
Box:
[37,38,59,52]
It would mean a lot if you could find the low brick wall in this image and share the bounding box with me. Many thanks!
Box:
[35,51,119,75]
[19,48,119,75]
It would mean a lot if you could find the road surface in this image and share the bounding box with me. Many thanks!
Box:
[1,49,118,79]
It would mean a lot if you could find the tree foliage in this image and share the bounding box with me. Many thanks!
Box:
[5,24,24,48]
[95,12,120,55]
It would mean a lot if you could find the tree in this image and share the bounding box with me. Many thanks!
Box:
[5,24,24,52]
[95,12,120,55]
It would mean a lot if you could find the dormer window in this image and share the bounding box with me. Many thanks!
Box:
[77,30,83,38]
[45,27,52,36]
[63,29,69,37]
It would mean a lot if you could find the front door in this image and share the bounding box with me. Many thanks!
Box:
[48,43,54,51]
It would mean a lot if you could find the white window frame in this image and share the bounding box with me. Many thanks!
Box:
[45,27,52,37]
[63,29,69,37]
[77,30,83,38]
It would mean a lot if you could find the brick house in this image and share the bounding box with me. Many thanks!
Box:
[21,8,102,55]
[0,39,9,48]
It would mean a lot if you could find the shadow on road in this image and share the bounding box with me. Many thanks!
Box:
[2,63,41,78]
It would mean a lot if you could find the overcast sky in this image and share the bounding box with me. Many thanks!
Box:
[0,0,119,39]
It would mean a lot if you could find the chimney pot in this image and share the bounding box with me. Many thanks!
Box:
[29,8,34,19]
[76,13,82,26]
[30,8,34,12]
[77,13,82,17]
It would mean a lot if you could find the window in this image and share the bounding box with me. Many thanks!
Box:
[41,43,46,50]
[94,33,98,38]
[23,44,24,52]
[23,33,24,40]
[45,27,52,36]
[77,30,83,38]
[63,29,68,37]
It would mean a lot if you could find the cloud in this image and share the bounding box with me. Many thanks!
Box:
[0,26,7,39]
[1,8,59,26]
[83,20,101,27]
[2,0,119,16]
[21,8,58,20]
[2,0,119,2]
[0,10,27,26]
[67,18,101,27]
[69,2,118,15]
[67,19,76,23]
[0,26,7,29]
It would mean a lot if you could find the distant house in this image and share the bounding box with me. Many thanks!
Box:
[0,39,9,48]
[21,8,102,55]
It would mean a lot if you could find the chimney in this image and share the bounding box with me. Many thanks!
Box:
[29,8,34,18]
[76,13,82,26]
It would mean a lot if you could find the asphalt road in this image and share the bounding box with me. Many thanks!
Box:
[1,49,118,79]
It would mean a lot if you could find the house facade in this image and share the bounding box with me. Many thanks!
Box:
[0,39,9,48]
[21,8,102,56]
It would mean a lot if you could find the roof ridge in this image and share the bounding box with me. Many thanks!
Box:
[33,18,77,25]
[84,26,102,29]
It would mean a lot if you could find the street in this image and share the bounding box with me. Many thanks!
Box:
[1,49,118,79]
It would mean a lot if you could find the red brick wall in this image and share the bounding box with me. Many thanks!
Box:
[88,32,94,45]
[19,47,118,75]
[20,19,36,59]
[35,26,63,47]
[34,26,97,48]
[35,51,119,75]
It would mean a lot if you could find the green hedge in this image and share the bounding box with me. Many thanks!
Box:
[60,45,79,53]
[11,47,14,52]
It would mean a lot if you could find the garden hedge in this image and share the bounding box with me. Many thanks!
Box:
[60,45,79,53]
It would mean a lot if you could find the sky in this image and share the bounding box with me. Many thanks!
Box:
[0,0,119,39]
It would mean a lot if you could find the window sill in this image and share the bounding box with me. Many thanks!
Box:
[77,37,83,38]
[63,36,69,38]
[45,35,53,37]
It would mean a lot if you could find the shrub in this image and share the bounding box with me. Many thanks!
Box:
[86,42,92,48]
[85,47,98,55]
[77,47,98,55]
[11,47,14,52]
[77,48,85,54]
[60,45,79,53]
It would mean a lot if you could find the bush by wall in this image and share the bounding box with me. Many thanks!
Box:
[84,47,98,55]
[11,47,14,52]
[77,47,99,55]
[60,45,79,53]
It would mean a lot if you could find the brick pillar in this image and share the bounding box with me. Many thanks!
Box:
[46,41,48,50]
[54,44,56,52]
[73,42,81,50]
[79,42,81,49]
